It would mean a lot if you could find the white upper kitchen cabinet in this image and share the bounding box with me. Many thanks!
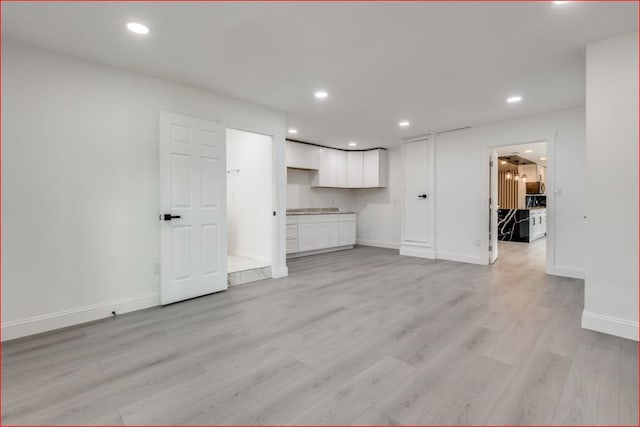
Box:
[348,151,364,188]
[537,164,547,185]
[363,149,388,188]
[311,147,338,187]
[337,150,349,188]
[286,141,319,170]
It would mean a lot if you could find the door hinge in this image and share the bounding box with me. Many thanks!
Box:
[489,245,493,251]
[489,160,493,167]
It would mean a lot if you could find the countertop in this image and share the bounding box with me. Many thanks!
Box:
[286,208,355,216]
[499,207,547,211]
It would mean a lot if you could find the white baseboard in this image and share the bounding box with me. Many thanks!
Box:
[356,239,400,250]
[400,243,436,259]
[436,251,485,265]
[2,292,160,342]
[287,245,354,259]
[582,310,639,341]
[547,265,585,280]
[271,264,289,278]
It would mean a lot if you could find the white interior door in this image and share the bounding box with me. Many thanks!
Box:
[160,111,227,305]
[489,149,498,264]
[403,140,431,244]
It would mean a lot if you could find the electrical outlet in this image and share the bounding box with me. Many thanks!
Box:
[154,261,161,275]
[474,239,481,247]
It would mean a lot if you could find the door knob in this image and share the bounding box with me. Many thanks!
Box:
[418,194,428,199]
[163,214,182,221]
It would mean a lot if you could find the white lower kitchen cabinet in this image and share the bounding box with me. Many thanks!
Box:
[529,209,547,242]
[297,223,316,252]
[286,238,298,254]
[287,214,356,258]
[286,215,299,254]
[338,220,356,246]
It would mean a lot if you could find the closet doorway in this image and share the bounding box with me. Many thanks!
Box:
[226,128,273,285]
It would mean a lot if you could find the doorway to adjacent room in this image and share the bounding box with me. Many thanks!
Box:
[488,141,549,267]
[226,128,274,286]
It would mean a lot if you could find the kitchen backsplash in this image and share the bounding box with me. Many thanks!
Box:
[286,168,357,211]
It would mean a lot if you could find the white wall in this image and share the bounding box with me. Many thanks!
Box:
[286,168,355,211]
[227,129,273,264]
[435,107,587,275]
[354,146,402,249]
[1,40,287,340]
[583,32,638,341]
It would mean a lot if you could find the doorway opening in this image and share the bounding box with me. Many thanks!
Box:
[226,128,273,286]
[489,141,548,268]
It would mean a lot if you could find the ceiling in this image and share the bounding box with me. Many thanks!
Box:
[496,141,547,166]
[2,2,637,149]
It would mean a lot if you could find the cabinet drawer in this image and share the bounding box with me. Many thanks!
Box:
[286,238,298,254]
[338,214,356,222]
[286,215,298,225]
[298,214,328,224]
[286,224,298,239]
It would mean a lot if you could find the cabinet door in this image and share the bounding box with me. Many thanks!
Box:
[348,152,364,188]
[539,165,546,185]
[286,239,298,254]
[298,223,315,252]
[314,222,331,249]
[337,150,349,188]
[529,215,536,241]
[339,221,356,246]
[286,224,298,239]
[330,222,340,246]
[316,148,338,187]
[326,149,338,187]
[363,150,379,187]
[286,141,319,170]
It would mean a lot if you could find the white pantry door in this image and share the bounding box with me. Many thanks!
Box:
[159,111,227,305]
[403,139,431,244]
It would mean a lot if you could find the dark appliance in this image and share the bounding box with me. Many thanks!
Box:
[526,195,546,208]
[526,181,545,194]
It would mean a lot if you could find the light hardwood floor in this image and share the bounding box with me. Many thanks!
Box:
[2,241,637,425]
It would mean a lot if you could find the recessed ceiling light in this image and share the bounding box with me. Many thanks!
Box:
[524,149,533,153]
[348,142,357,147]
[540,157,547,161]
[126,22,150,35]
[314,91,328,99]
[554,1,570,4]
[507,96,523,104]
[288,128,298,134]
[399,121,410,127]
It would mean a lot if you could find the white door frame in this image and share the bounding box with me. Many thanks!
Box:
[485,134,556,274]
[489,149,498,264]
[222,119,287,279]
[225,126,275,273]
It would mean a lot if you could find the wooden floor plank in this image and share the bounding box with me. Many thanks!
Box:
[1,241,635,425]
